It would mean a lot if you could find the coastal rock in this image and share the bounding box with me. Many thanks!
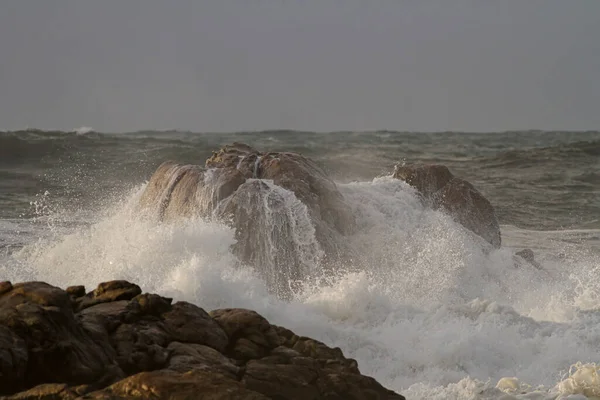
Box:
[0,282,124,394]
[138,143,356,297]
[394,164,501,247]
[0,279,405,400]
[515,248,541,269]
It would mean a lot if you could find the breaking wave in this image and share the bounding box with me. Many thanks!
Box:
[3,173,600,399]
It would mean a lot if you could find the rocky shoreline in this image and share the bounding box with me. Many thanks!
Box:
[0,279,404,399]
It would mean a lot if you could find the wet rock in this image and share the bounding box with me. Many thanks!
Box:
[139,143,357,299]
[2,383,79,400]
[0,325,28,392]
[516,248,535,263]
[77,280,142,311]
[82,369,270,400]
[210,308,282,360]
[437,178,501,248]
[393,163,501,248]
[393,164,454,199]
[0,281,13,296]
[162,302,229,353]
[1,280,405,399]
[515,248,541,269]
[0,282,124,395]
[66,285,85,298]
[166,341,239,377]
[138,160,246,222]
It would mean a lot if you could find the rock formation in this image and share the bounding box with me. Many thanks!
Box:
[0,279,404,399]
[394,164,501,248]
[138,143,356,298]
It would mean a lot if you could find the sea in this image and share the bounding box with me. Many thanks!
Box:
[1,129,599,399]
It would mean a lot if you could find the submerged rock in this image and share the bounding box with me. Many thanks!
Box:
[515,248,542,269]
[393,164,501,248]
[0,279,405,399]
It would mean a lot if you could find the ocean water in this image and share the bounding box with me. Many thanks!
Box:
[1,129,600,399]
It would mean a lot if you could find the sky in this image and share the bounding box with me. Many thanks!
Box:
[1,1,599,133]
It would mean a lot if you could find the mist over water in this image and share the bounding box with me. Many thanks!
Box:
[1,130,600,399]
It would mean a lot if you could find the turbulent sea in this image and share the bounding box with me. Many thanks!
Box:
[1,129,600,399]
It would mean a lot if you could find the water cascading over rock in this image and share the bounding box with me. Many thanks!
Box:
[138,143,356,298]
[393,163,501,248]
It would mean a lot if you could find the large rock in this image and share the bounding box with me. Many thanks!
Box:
[0,280,404,400]
[138,143,356,298]
[394,164,501,248]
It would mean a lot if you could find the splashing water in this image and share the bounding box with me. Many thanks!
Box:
[2,176,600,400]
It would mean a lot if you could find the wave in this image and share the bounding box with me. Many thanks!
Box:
[2,175,600,399]
[478,139,600,169]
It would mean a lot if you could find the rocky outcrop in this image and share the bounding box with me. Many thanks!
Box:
[394,164,501,248]
[138,143,356,298]
[0,279,404,399]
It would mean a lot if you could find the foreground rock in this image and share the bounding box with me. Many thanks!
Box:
[393,164,501,248]
[139,143,356,298]
[0,279,404,399]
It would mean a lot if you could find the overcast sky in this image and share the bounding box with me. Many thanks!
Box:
[1,1,599,132]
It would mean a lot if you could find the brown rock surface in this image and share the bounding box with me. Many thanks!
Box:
[394,164,501,247]
[138,143,356,298]
[0,279,405,400]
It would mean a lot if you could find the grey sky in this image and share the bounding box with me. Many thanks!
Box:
[1,1,599,132]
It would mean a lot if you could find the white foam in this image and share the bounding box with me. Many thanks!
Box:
[74,126,94,135]
[2,178,600,399]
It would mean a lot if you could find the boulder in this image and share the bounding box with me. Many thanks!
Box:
[394,164,501,248]
[0,280,404,399]
[515,248,541,269]
[138,143,356,298]
[0,282,124,394]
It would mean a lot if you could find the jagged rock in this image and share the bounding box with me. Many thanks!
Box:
[77,280,142,311]
[1,383,81,399]
[0,280,404,399]
[0,281,13,296]
[394,164,501,248]
[210,308,282,361]
[162,302,229,353]
[82,369,269,400]
[0,282,124,394]
[66,285,85,298]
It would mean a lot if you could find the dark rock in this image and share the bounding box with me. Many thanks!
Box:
[82,369,270,400]
[166,341,239,377]
[515,248,541,269]
[393,163,501,248]
[0,325,28,392]
[162,302,229,353]
[1,383,79,399]
[1,281,405,399]
[393,164,454,199]
[132,293,172,316]
[66,285,85,298]
[516,248,535,263]
[78,281,142,311]
[243,360,320,399]
[210,308,282,360]
[438,178,501,248]
[0,282,123,395]
[0,281,13,296]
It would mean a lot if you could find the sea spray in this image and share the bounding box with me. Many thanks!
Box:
[2,177,600,399]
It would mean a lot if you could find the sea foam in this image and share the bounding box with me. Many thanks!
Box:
[3,177,600,399]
